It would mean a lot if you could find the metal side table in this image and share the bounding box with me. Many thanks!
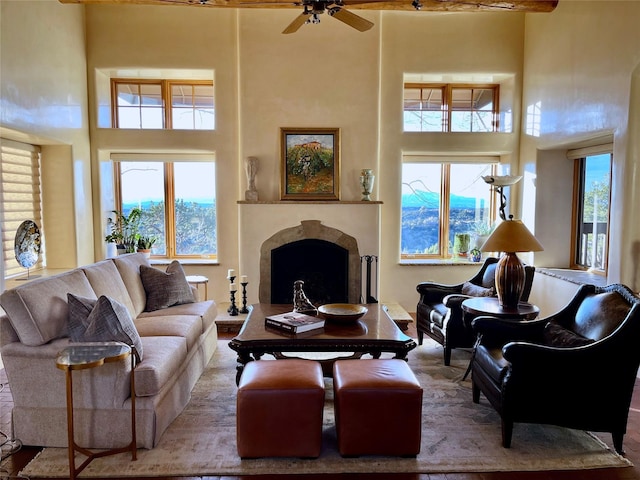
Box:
[56,342,137,479]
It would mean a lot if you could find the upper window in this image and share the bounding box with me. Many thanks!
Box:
[404,84,499,133]
[571,151,612,273]
[111,79,214,130]
[114,159,217,259]
[401,160,498,259]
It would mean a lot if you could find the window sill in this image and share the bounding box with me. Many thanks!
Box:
[150,258,219,266]
[536,268,608,287]
[400,258,485,266]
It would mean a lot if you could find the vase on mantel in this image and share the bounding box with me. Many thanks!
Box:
[360,169,375,201]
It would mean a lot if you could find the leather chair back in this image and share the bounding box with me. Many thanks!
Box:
[571,290,636,341]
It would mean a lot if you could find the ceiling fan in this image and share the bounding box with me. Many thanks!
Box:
[282,0,374,33]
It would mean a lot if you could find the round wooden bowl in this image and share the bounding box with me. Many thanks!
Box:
[317,303,368,323]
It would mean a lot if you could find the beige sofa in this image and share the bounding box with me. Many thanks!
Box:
[0,253,218,449]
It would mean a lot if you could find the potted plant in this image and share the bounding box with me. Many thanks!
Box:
[137,235,156,258]
[106,208,142,254]
[104,218,122,258]
[472,221,494,250]
[453,233,471,258]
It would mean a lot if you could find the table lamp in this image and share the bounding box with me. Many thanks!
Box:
[480,217,544,309]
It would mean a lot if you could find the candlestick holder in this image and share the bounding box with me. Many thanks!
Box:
[227,276,236,313]
[239,282,249,314]
[229,289,239,316]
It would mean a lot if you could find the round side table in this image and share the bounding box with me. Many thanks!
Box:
[460,297,540,380]
[461,296,540,322]
[56,342,137,479]
[186,275,209,300]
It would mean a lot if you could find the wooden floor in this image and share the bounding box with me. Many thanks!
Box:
[2,322,640,480]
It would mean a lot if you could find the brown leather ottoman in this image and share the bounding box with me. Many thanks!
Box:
[236,359,325,458]
[333,359,423,457]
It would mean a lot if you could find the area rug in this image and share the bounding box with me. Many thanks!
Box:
[21,340,631,477]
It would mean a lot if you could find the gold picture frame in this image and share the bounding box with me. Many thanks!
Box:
[280,127,340,201]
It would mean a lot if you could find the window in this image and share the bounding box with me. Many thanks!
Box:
[112,79,214,130]
[401,160,497,259]
[404,84,499,133]
[114,158,217,259]
[571,149,612,273]
[1,140,43,279]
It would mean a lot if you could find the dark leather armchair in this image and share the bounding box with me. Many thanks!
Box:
[471,283,640,454]
[416,257,534,365]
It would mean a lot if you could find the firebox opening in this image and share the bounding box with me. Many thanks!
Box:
[270,239,349,306]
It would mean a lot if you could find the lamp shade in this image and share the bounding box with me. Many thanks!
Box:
[480,219,544,253]
[480,219,543,309]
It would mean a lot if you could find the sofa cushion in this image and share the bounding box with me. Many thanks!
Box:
[475,345,510,384]
[428,303,448,328]
[135,315,202,351]
[542,322,595,347]
[82,259,136,317]
[137,300,218,332]
[112,253,150,317]
[67,294,143,361]
[140,261,195,312]
[134,335,187,397]
[462,282,494,297]
[0,270,96,346]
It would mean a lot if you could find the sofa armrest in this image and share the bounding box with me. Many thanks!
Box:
[0,313,19,347]
[2,339,132,410]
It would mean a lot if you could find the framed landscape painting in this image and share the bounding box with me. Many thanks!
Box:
[280,127,340,200]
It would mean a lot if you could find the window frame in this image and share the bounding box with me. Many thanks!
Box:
[569,150,612,275]
[1,139,43,280]
[110,78,214,130]
[113,159,217,260]
[403,83,500,133]
[400,160,499,260]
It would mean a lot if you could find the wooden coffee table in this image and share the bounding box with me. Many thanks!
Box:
[228,303,417,384]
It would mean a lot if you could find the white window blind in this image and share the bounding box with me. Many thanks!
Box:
[1,140,43,278]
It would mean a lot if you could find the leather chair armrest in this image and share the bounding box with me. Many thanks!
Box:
[416,282,463,304]
[502,340,602,372]
[472,316,547,347]
[443,294,472,309]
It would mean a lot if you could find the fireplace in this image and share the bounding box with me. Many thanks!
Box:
[259,220,361,305]
[239,202,380,307]
[271,239,349,305]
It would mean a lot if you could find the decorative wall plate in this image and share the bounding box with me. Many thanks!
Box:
[14,220,41,268]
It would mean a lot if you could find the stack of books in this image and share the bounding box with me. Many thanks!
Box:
[265,311,325,334]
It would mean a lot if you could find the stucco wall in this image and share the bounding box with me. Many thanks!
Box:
[522,0,640,291]
[2,1,639,311]
[0,0,92,271]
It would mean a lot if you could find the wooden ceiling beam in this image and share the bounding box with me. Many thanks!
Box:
[59,0,558,12]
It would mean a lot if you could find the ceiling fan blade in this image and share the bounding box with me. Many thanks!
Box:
[328,6,373,31]
[282,12,310,34]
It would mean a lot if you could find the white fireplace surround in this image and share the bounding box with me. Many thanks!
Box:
[238,202,382,306]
